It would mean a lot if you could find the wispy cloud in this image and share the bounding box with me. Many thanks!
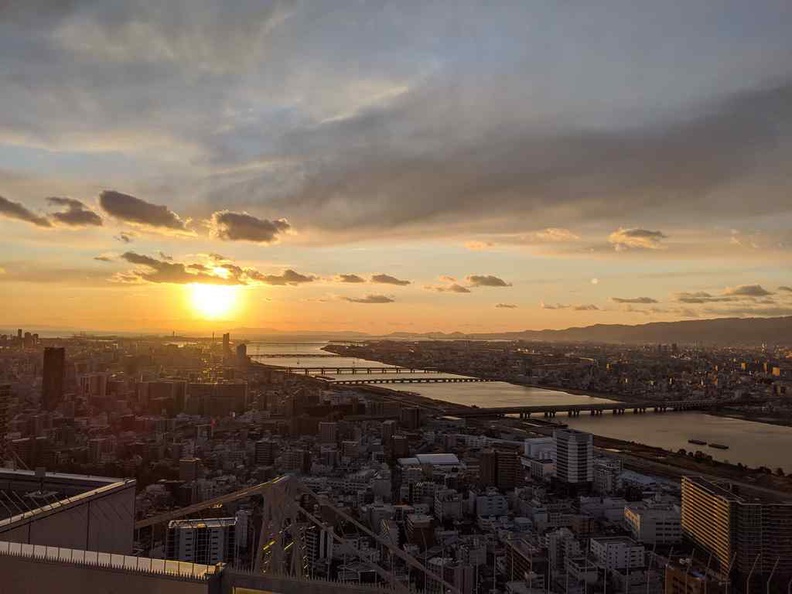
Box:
[343,294,395,304]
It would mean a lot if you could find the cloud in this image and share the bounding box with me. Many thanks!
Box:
[495,303,518,309]
[610,296,659,304]
[574,304,600,311]
[723,284,773,297]
[540,302,569,310]
[779,286,792,293]
[427,283,471,294]
[115,232,135,243]
[47,197,102,227]
[675,284,774,303]
[117,252,315,287]
[120,252,235,285]
[100,190,186,230]
[674,291,727,304]
[93,255,114,262]
[608,228,667,251]
[465,241,494,251]
[0,195,51,227]
[209,211,290,243]
[541,302,599,311]
[371,273,410,286]
[530,228,580,242]
[337,274,366,283]
[467,274,511,287]
[343,294,395,304]
[246,269,316,286]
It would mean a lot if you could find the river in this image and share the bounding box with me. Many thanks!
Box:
[252,342,792,473]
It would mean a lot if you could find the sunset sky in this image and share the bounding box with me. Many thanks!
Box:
[1,1,791,334]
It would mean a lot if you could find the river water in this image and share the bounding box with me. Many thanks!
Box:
[251,342,792,472]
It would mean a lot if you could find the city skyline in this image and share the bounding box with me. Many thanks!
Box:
[1,1,792,333]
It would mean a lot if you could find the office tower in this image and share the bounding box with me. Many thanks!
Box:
[554,429,593,485]
[179,457,202,482]
[236,343,248,367]
[593,458,623,494]
[399,407,421,430]
[222,332,231,356]
[166,518,237,564]
[255,438,278,465]
[0,384,10,446]
[496,447,520,490]
[42,347,65,410]
[382,419,396,441]
[318,421,338,444]
[392,434,410,458]
[479,449,497,488]
[681,476,792,580]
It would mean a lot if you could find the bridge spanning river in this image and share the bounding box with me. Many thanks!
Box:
[323,376,492,385]
[452,399,720,418]
[266,365,444,375]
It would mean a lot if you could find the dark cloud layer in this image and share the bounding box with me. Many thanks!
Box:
[343,294,395,304]
[100,191,186,229]
[495,303,517,309]
[210,211,290,243]
[371,273,410,286]
[467,275,511,287]
[0,195,51,227]
[47,197,102,227]
[248,81,792,237]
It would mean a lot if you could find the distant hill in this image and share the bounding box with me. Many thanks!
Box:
[387,316,792,346]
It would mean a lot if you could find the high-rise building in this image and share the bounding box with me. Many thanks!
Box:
[479,449,497,488]
[166,518,237,565]
[681,476,792,580]
[0,384,11,445]
[318,421,338,444]
[222,332,231,357]
[554,429,593,485]
[42,347,65,410]
[254,438,278,466]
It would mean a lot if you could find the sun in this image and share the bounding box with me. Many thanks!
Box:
[189,283,240,319]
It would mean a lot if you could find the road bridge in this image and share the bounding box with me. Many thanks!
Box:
[327,376,490,385]
[249,353,341,359]
[452,399,720,419]
[268,365,443,375]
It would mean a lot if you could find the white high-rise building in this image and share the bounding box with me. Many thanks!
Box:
[166,517,237,565]
[553,429,593,485]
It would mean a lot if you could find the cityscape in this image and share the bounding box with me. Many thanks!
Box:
[0,329,790,593]
[1,2,792,593]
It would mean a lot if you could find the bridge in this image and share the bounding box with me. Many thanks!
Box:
[452,399,720,419]
[268,365,444,375]
[325,376,492,385]
[249,353,340,359]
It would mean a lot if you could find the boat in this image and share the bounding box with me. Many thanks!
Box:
[688,439,707,446]
[708,443,729,450]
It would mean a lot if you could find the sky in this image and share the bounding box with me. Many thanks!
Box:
[0,0,791,335]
